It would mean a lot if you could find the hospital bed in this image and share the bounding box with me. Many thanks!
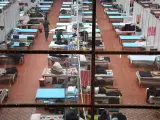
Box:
[56,22,98,27]
[95,70,114,85]
[95,93,121,104]
[128,55,159,67]
[119,35,141,43]
[59,15,94,22]
[0,54,24,65]
[49,41,69,50]
[115,29,135,37]
[13,28,38,36]
[0,68,17,85]
[122,42,147,51]
[38,5,51,8]
[61,5,71,8]
[106,11,121,16]
[102,3,113,8]
[94,56,110,69]
[48,54,87,67]
[9,42,31,50]
[104,8,119,12]
[87,41,104,51]
[11,34,35,44]
[39,7,50,13]
[52,32,101,40]
[35,88,78,103]
[109,16,131,22]
[63,2,72,5]
[136,71,160,87]
[82,11,92,15]
[40,1,53,5]
[42,68,78,79]
[146,88,160,104]
[0,1,10,4]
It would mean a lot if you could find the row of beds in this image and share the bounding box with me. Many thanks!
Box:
[101,0,160,51]
[5,1,54,50]
[0,53,25,103]
[48,1,105,50]
[34,53,121,105]
[128,54,160,104]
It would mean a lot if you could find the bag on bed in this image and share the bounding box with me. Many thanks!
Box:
[60,9,67,15]
[51,62,63,74]
[5,67,18,74]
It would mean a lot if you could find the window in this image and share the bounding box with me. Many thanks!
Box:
[0,0,160,120]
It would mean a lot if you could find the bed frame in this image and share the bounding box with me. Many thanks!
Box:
[0,55,24,65]
[0,72,18,85]
[95,94,121,104]
[136,71,160,87]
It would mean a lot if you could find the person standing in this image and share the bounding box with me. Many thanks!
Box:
[43,18,50,40]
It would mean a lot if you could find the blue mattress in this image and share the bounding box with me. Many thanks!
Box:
[120,36,141,40]
[109,16,126,19]
[11,42,20,47]
[40,7,50,10]
[82,11,92,14]
[14,29,38,33]
[0,2,9,4]
[122,43,141,47]
[59,16,71,19]
[36,88,65,99]
[112,23,125,26]
[0,4,7,6]
[106,12,121,15]
[82,1,92,4]
[103,4,112,7]
[36,88,78,99]
[128,55,158,62]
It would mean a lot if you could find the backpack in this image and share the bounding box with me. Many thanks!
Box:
[60,9,67,14]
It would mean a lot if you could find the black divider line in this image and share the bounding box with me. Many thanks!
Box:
[91,0,96,119]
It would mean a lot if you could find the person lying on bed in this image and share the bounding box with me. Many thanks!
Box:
[84,86,122,96]
[115,23,141,35]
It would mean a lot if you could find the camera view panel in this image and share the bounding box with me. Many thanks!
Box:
[89,54,160,105]
[96,0,160,51]
[0,54,91,104]
[0,0,94,51]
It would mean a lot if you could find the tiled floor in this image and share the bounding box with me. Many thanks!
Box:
[0,0,159,119]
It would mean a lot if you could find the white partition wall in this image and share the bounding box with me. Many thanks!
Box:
[147,14,157,47]
[155,20,160,50]
[0,1,19,42]
[116,0,131,14]
[0,13,5,42]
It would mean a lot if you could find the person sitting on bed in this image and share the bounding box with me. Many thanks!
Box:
[84,86,122,96]
[56,29,63,42]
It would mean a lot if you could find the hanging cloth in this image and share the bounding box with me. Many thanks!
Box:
[80,70,90,87]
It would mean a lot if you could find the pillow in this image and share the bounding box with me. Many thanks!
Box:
[67,86,76,94]
[51,62,63,74]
